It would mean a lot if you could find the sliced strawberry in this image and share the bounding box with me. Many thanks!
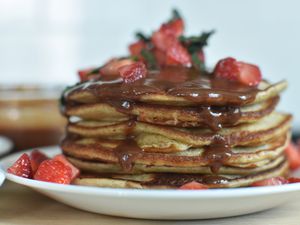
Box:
[30,150,49,173]
[53,154,80,181]
[167,18,184,38]
[213,57,240,81]
[237,62,262,86]
[100,58,134,76]
[34,159,72,184]
[119,62,147,83]
[165,41,191,66]
[213,57,262,86]
[151,30,175,52]
[288,177,300,183]
[153,48,167,66]
[78,68,101,82]
[151,16,183,52]
[285,142,300,170]
[251,177,288,187]
[178,181,209,190]
[7,153,33,179]
[129,40,146,57]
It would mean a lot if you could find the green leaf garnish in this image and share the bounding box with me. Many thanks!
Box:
[141,49,158,69]
[135,32,151,43]
[171,9,182,21]
[180,30,215,54]
[191,52,205,71]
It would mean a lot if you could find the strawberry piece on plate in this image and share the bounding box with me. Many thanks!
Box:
[30,150,49,173]
[100,58,134,76]
[251,177,288,187]
[285,142,300,170]
[7,153,33,179]
[53,154,80,181]
[119,62,147,83]
[213,57,262,86]
[288,177,300,183]
[34,159,72,184]
[178,181,209,190]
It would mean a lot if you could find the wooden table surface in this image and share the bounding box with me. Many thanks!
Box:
[1,181,300,225]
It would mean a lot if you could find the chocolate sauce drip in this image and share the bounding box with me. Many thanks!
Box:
[190,105,241,131]
[114,120,143,172]
[64,66,259,106]
[203,134,233,174]
[146,173,229,186]
[107,100,135,115]
[114,138,142,172]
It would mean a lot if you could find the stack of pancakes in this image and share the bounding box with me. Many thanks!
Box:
[61,67,292,189]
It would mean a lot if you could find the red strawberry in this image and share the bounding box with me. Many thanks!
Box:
[100,58,134,76]
[178,181,209,190]
[166,41,191,66]
[34,159,72,184]
[153,48,167,66]
[129,40,146,57]
[167,18,184,37]
[288,177,300,183]
[7,153,33,179]
[53,154,80,181]
[213,57,262,86]
[78,68,100,82]
[238,62,262,86]
[213,57,240,81]
[285,142,300,170]
[251,177,288,187]
[30,150,49,173]
[119,62,147,83]
[152,30,175,52]
[151,18,183,52]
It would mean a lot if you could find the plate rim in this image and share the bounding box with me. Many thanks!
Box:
[2,146,300,199]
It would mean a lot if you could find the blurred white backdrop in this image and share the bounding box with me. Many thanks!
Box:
[0,0,299,131]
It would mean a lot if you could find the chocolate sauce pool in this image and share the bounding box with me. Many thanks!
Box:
[63,66,261,176]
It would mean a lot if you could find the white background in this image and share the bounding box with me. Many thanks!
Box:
[0,0,299,131]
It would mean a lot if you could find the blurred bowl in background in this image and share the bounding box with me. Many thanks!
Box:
[0,85,66,151]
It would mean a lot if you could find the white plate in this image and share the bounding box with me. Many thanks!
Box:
[0,136,13,157]
[1,146,300,220]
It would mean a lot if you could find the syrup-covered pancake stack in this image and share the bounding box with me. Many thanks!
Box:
[60,66,292,189]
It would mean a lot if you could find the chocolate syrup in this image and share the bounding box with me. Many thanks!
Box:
[146,173,229,186]
[114,138,142,172]
[203,134,233,173]
[114,120,144,172]
[64,66,259,106]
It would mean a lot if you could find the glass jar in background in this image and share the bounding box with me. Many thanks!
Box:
[0,85,66,151]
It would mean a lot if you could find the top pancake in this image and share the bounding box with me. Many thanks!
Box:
[63,66,287,107]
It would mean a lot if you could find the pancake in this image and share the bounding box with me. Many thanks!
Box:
[63,67,287,107]
[61,130,290,168]
[73,160,289,189]
[64,96,279,129]
[67,155,286,176]
[66,112,292,147]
